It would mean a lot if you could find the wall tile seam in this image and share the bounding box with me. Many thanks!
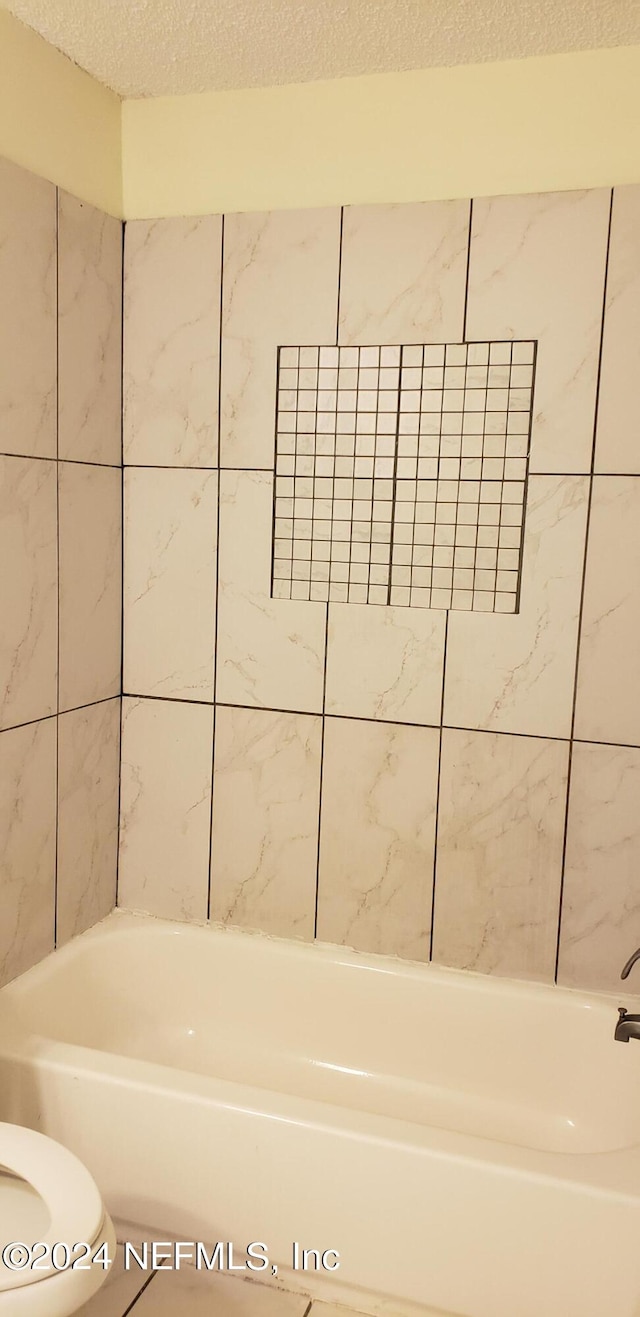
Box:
[118,693,640,753]
[428,197,474,959]
[0,452,122,469]
[117,464,640,476]
[554,186,615,985]
[205,214,225,921]
[0,696,122,739]
[54,184,61,950]
[313,206,343,936]
[115,211,126,911]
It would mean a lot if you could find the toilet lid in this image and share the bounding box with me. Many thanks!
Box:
[0,1124,104,1292]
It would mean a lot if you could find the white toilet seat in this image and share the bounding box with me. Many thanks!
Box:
[0,1124,105,1294]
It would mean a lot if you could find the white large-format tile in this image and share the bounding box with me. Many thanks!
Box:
[118,697,214,922]
[558,742,640,993]
[595,185,640,474]
[131,1266,309,1315]
[124,468,217,701]
[220,207,341,467]
[466,188,610,472]
[75,1245,149,1316]
[59,462,122,711]
[326,604,445,725]
[574,477,640,746]
[0,455,57,730]
[57,698,120,945]
[217,471,326,713]
[58,192,122,465]
[0,158,56,459]
[326,199,464,725]
[317,718,439,960]
[444,475,589,738]
[124,216,222,466]
[432,729,569,982]
[0,719,56,987]
[339,199,469,345]
[210,705,321,939]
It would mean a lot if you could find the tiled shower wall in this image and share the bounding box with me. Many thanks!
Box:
[116,187,638,993]
[0,158,122,986]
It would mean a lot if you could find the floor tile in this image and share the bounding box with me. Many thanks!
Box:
[75,1244,150,1315]
[130,1265,310,1314]
[309,1305,363,1315]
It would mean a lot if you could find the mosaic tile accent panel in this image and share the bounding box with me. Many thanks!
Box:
[271,341,536,612]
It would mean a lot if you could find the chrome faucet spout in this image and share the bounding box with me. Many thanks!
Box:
[621,947,640,980]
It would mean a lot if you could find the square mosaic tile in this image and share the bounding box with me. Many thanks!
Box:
[272,341,536,613]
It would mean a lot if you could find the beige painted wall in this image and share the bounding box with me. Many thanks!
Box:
[0,9,122,216]
[122,46,640,218]
[2,11,640,222]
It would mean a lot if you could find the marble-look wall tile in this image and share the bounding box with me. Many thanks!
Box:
[220,208,341,467]
[0,456,57,731]
[210,706,322,939]
[57,698,120,944]
[0,158,56,459]
[0,719,56,986]
[574,477,640,746]
[124,468,217,702]
[595,186,640,474]
[217,471,325,712]
[339,199,470,345]
[316,718,439,960]
[558,742,640,993]
[325,606,445,726]
[58,462,122,711]
[118,696,213,921]
[432,729,569,982]
[58,192,122,466]
[444,475,589,738]
[325,201,468,724]
[124,216,221,467]
[466,189,610,472]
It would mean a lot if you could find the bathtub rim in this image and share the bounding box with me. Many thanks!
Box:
[5,906,640,1016]
[0,911,639,1201]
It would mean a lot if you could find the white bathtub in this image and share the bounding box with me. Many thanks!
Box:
[0,912,639,1317]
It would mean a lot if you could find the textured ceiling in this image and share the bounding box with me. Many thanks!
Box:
[5,0,640,98]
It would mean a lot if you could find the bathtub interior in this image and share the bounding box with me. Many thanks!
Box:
[1,912,639,1159]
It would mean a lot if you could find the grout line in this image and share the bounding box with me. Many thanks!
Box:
[0,696,120,739]
[117,693,640,752]
[386,346,403,605]
[513,338,538,614]
[270,348,280,602]
[301,1303,314,1317]
[121,1268,158,1314]
[313,607,330,939]
[335,206,344,343]
[119,464,271,472]
[54,186,60,949]
[462,197,473,341]
[0,451,122,469]
[207,215,225,922]
[115,215,126,910]
[554,186,614,984]
[429,611,449,961]
[315,221,344,933]
[2,453,637,480]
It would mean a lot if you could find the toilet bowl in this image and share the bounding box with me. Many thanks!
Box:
[0,1124,115,1315]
